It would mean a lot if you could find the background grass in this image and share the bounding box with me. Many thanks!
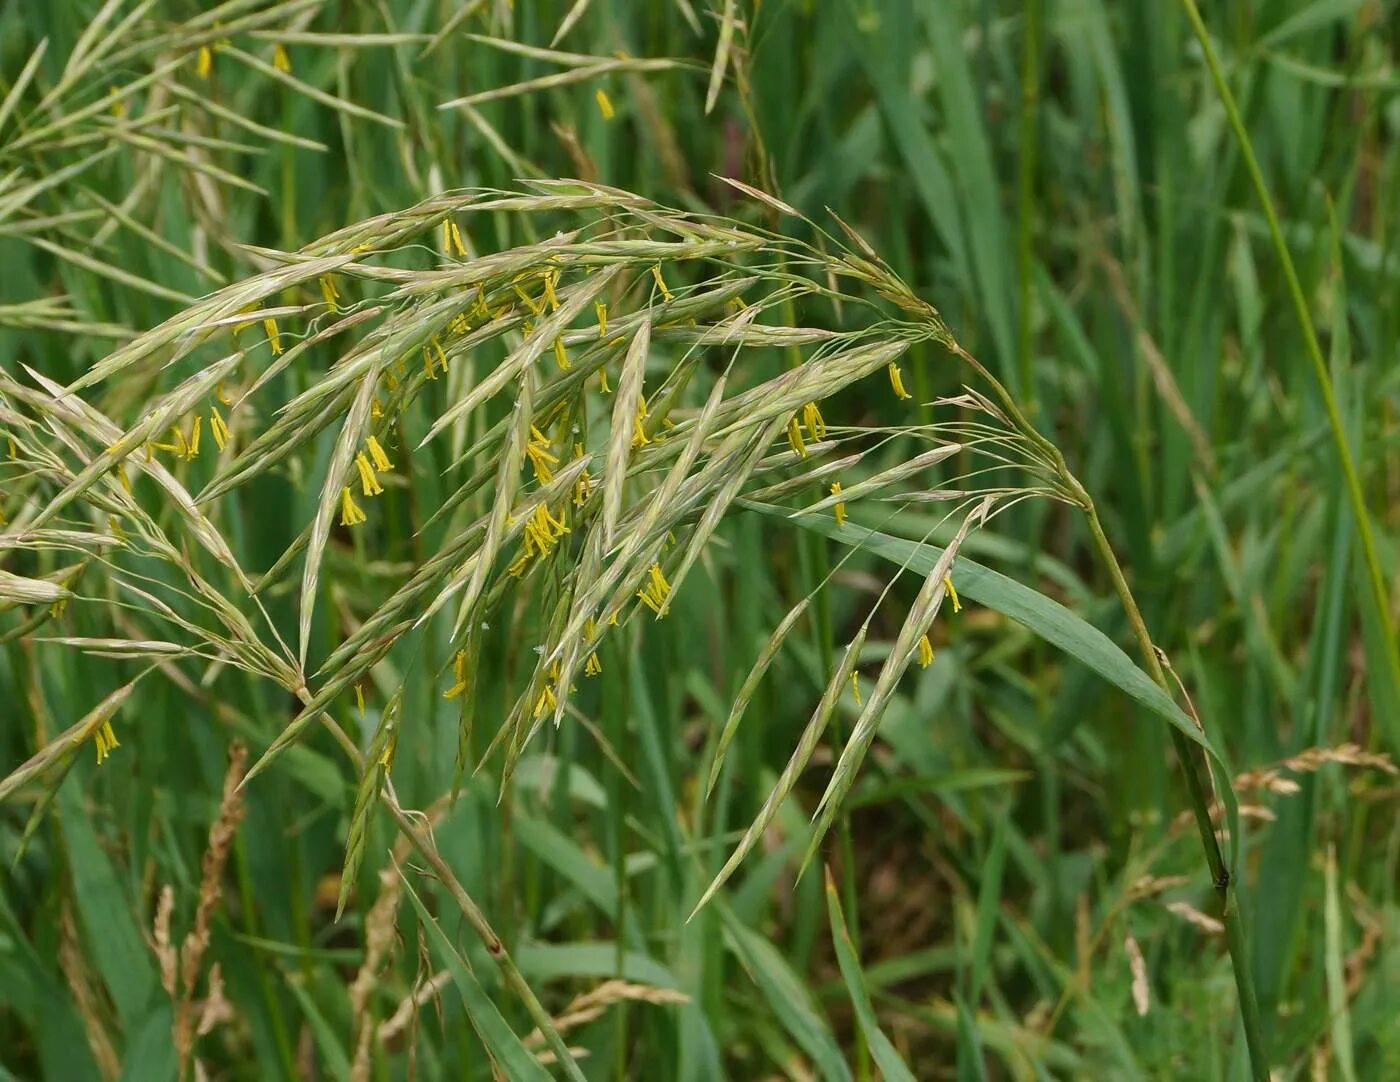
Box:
[2,1,1398,1078]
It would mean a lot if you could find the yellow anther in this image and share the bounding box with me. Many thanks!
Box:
[887,361,911,400]
[355,452,383,497]
[650,264,674,302]
[355,683,365,714]
[831,481,846,526]
[637,562,671,617]
[367,435,393,472]
[536,502,569,540]
[583,617,602,676]
[320,274,340,312]
[216,382,232,406]
[196,45,213,79]
[598,368,612,394]
[512,282,544,316]
[507,546,534,578]
[595,301,608,339]
[533,683,558,719]
[340,486,367,526]
[802,401,826,441]
[542,270,560,311]
[444,218,467,257]
[93,718,120,764]
[786,415,807,458]
[210,407,231,451]
[272,44,291,72]
[943,573,961,613]
[184,416,201,460]
[519,503,568,569]
[595,88,615,119]
[232,304,257,337]
[553,337,570,371]
[443,649,469,699]
[422,336,449,380]
[918,634,934,668]
[378,728,397,769]
[573,468,593,506]
[527,426,559,482]
[631,393,651,448]
[264,318,282,355]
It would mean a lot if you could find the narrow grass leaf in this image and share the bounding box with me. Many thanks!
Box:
[397,871,553,1082]
[824,868,917,1082]
[720,907,853,1082]
[705,595,810,798]
[705,0,738,114]
[691,624,865,916]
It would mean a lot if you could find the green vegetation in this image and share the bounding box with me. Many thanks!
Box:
[2,2,1396,1078]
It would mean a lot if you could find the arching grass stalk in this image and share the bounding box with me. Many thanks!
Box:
[954,346,1269,1081]
[1178,0,1400,707]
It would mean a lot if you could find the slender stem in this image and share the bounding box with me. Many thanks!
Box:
[1079,509,1221,864]
[952,344,1268,1078]
[1082,508,1267,1080]
[1015,0,1042,413]
[1178,0,1400,698]
[382,783,585,1081]
[296,685,362,769]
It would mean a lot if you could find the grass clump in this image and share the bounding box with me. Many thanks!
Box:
[3,2,1398,1079]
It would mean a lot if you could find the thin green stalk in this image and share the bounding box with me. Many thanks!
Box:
[1015,0,1058,952]
[1015,0,1041,414]
[955,344,1269,1079]
[1080,491,1267,1081]
[610,639,631,1081]
[382,782,586,1082]
[1178,0,1400,702]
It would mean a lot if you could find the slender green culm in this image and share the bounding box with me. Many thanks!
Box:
[1179,0,1400,708]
